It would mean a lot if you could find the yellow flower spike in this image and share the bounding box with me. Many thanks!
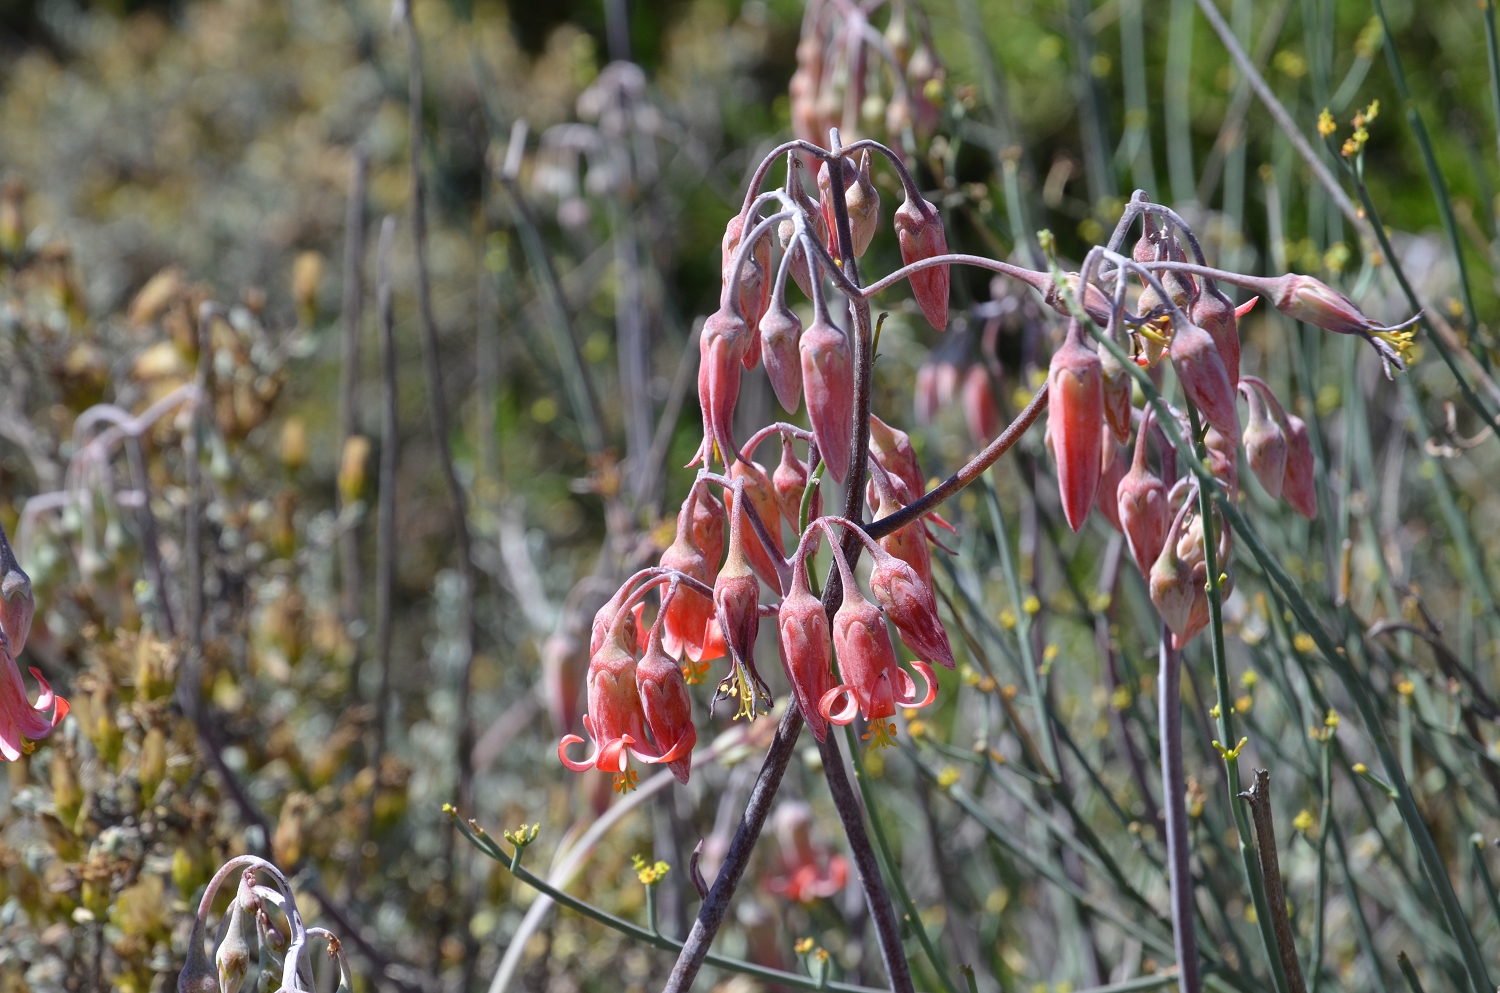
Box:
[1022,595,1041,615]
[1042,644,1059,664]
[1317,108,1337,137]
[632,855,671,886]
[1325,710,1341,729]
[937,766,961,788]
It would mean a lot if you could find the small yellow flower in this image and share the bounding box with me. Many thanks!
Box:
[1022,596,1041,616]
[1352,762,1368,775]
[1110,686,1132,711]
[1293,633,1316,653]
[937,766,961,788]
[1240,671,1259,689]
[1293,809,1316,833]
[907,719,928,739]
[960,664,981,687]
[1209,704,1222,719]
[1043,644,1059,664]
[795,938,815,955]
[978,676,997,693]
[1325,710,1341,729]
[1317,108,1337,137]
[999,608,1017,630]
[1396,678,1415,697]
[1234,695,1253,714]
[632,855,671,886]
[1001,684,1019,701]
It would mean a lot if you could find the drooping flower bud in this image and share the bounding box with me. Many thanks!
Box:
[541,629,588,736]
[868,542,954,669]
[1099,344,1134,446]
[722,215,772,360]
[779,162,828,300]
[1268,273,1383,335]
[822,563,898,726]
[1095,430,1127,532]
[698,303,750,466]
[1204,427,1238,492]
[1048,321,1104,532]
[691,482,727,575]
[868,414,924,500]
[559,631,649,784]
[714,485,769,717]
[961,364,999,445]
[216,891,252,993]
[800,311,854,484]
[660,500,717,663]
[1190,285,1241,388]
[1240,381,1287,499]
[869,462,933,590]
[914,360,940,424]
[894,189,949,330]
[1149,501,1198,637]
[636,612,697,783]
[760,300,803,414]
[1118,410,1169,577]
[1168,320,1240,447]
[846,150,880,258]
[728,459,787,593]
[777,548,837,741]
[771,435,810,529]
[1282,413,1318,519]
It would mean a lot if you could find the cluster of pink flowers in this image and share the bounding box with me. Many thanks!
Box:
[0,528,67,762]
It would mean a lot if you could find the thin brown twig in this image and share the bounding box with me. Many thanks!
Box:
[1239,769,1308,993]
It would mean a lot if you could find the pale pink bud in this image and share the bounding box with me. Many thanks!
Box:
[914,360,940,424]
[777,553,837,741]
[1282,414,1318,519]
[698,303,749,465]
[1149,503,1197,637]
[1269,274,1378,335]
[869,545,954,669]
[722,215,772,359]
[1240,383,1287,499]
[961,364,1000,445]
[1048,322,1104,532]
[692,483,727,576]
[715,492,763,672]
[541,630,587,737]
[1190,287,1241,388]
[1099,345,1134,446]
[894,190,949,330]
[870,464,934,590]
[760,300,804,414]
[1204,427,1238,492]
[846,151,880,258]
[1095,431,1127,532]
[800,313,854,484]
[868,414,925,499]
[772,435,811,529]
[779,163,828,300]
[1118,410,1169,577]
[1169,321,1240,447]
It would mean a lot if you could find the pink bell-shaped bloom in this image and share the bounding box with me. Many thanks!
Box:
[1118,409,1169,577]
[659,506,716,663]
[1095,429,1127,532]
[894,189,949,330]
[1268,273,1415,345]
[1149,501,1198,637]
[760,300,803,414]
[1240,379,1287,499]
[767,802,849,903]
[1282,413,1318,519]
[819,153,880,260]
[714,484,770,718]
[1190,286,1241,388]
[867,414,954,538]
[800,311,854,484]
[961,364,1000,445]
[728,458,787,594]
[691,482,727,577]
[771,435,813,530]
[0,634,67,762]
[698,302,750,467]
[1099,345,1134,446]
[869,462,934,591]
[868,541,954,670]
[722,214,772,362]
[559,634,649,786]
[635,606,698,784]
[1048,321,1104,532]
[779,162,828,300]
[1169,319,1241,447]
[776,545,837,741]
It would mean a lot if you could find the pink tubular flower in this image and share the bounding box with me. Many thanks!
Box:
[1095,430,1127,533]
[0,637,67,763]
[800,310,854,484]
[1149,501,1198,637]
[760,301,803,414]
[776,544,837,741]
[1269,273,1412,339]
[559,634,649,788]
[1239,378,1287,500]
[779,161,828,300]
[722,215,772,361]
[698,303,750,467]
[767,802,849,903]
[869,461,934,591]
[1169,319,1241,447]
[771,435,813,530]
[961,364,999,446]
[541,629,587,737]
[1099,346,1134,446]
[1282,413,1318,519]
[868,414,955,540]
[867,539,954,670]
[1118,409,1169,577]
[894,189,949,330]
[1048,321,1104,532]
[635,602,698,784]
[714,483,770,718]
[1190,285,1241,388]
[691,483,727,576]
[728,458,787,594]
[659,498,716,663]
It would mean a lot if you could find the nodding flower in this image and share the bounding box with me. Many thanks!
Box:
[0,632,67,763]
[776,539,837,742]
[868,414,955,541]
[1118,409,1169,578]
[714,481,771,720]
[1048,320,1104,532]
[1190,283,1241,389]
[816,522,936,745]
[1169,318,1241,448]
[868,458,934,591]
[1269,273,1418,372]
[1204,426,1238,493]
[1240,377,1287,500]
[1150,499,1200,638]
[894,187,949,331]
[771,434,815,530]
[864,532,954,671]
[691,482,727,576]
[722,214,772,362]
[635,589,698,784]
[779,159,827,301]
[1281,412,1318,520]
[697,301,750,468]
[818,152,880,260]
[760,300,804,415]
[961,364,999,446]
[1099,345,1134,447]
[728,457,787,594]
[767,801,849,903]
[1095,429,1128,533]
[659,494,716,664]
[800,304,854,485]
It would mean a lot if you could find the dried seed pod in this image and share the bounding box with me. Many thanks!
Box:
[1282,413,1318,519]
[777,549,837,741]
[760,300,804,414]
[1048,321,1104,532]
[894,189,949,330]
[1169,320,1240,447]
[800,312,854,484]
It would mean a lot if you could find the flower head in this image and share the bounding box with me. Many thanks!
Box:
[1281,413,1318,519]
